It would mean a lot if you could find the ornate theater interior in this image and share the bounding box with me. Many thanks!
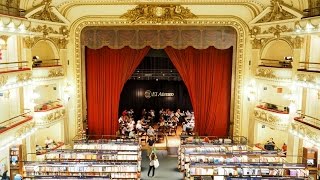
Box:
[0,0,319,179]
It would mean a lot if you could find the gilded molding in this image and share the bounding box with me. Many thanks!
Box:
[291,121,320,145]
[254,107,289,131]
[48,68,64,77]
[250,26,261,37]
[0,75,9,87]
[251,38,268,49]
[15,121,35,138]
[263,25,293,38]
[296,73,316,83]
[30,25,59,37]
[256,67,292,82]
[72,17,247,137]
[31,0,63,23]
[34,107,66,128]
[17,72,32,82]
[291,36,303,49]
[256,68,276,78]
[24,36,68,49]
[256,0,296,23]
[121,5,197,23]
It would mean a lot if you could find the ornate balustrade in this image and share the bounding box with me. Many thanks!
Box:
[33,106,66,128]
[290,120,320,146]
[253,107,290,131]
[255,66,292,82]
[32,66,64,81]
[295,71,320,89]
[0,69,32,91]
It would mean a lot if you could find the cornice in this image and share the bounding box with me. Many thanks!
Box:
[70,15,248,137]
[57,1,264,18]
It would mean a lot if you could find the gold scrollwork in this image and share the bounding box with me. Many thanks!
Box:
[121,4,197,23]
[30,0,63,23]
[266,25,293,39]
[17,72,32,82]
[256,68,276,78]
[48,68,64,77]
[0,75,9,87]
[251,38,268,49]
[296,73,316,83]
[257,0,296,23]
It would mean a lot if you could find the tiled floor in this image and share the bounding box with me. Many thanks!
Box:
[141,150,184,180]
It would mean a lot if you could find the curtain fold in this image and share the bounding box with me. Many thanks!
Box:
[85,46,150,136]
[165,46,233,136]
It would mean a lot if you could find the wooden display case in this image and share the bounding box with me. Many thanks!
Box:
[9,145,22,178]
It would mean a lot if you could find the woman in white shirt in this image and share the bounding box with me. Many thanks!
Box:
[148,152,157,177]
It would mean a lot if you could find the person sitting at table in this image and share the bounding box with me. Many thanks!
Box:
[147,126,155,137]
[186,121,194,135]
[136,120,146,135]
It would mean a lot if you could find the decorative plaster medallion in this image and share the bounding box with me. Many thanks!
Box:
[48,68,64,77]
[256,68,276,78]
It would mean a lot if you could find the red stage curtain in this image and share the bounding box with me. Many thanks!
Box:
[86,46,150,136]
[165,46,233,136]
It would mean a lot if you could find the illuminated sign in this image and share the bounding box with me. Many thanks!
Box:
[144,90,174,99]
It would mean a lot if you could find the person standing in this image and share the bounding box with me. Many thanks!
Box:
[148,152,157,177]
[147,136,155,156]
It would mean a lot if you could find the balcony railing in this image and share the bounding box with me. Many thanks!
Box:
[257,102,289,114]
[32,59,61,68]
[298,62,320,72]
[0,61,30,73]
[303,7,320,18]
[34,100,63,112]
[0,109,32,134]
[0,3,25,17]
[259,59,292,68]
[294,110,320,130]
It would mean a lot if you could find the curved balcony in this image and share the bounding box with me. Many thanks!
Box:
[32,65,64,82]
[33,106,66,128]
[0,61,32,91]
[295,71,320,89]
[255,66,292,82]
[0,110,35,148]
[290,120,320,146]
[254,106,290,131]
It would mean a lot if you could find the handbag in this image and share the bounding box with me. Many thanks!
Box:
[154,159,159,168]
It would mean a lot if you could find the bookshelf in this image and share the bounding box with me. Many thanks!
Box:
[9,145,22,178]
[178,137,309,179]
[23,138,142,179]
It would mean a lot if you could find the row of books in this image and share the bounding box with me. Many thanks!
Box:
[73,144,139,151]
[24,165,139,172]
[24,172,138,178]
[182,146,248,154]
[188,167,309,177]
[45,153,138,161]
[184,156,285,164]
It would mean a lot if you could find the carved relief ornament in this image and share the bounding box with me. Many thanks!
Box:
[296,73,316,83]
[24,36,68,49]
[121,4,197,23]
[254,108,288,130]
[48,68,64,77]
[0,75,9,87]
[256,68,276,78]
[30,0,63,23]
[17,72,32,82]
[257,0,296,23]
